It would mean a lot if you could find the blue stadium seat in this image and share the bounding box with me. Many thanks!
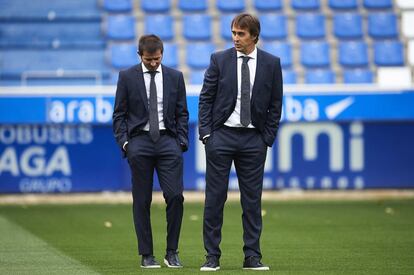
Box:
[141,0,171,13]
[103,0,133,13]
[374,41,404,66]
[338,41,369,67]
[0,22,104,49]
[179,0,207,11]
[186,43,215,69]
[282,70,297,84]
[0,49,111,80]
[190,70,206,84]
[291,0,320,10]
[145,15,174,40]
[363,0,392,9]
[260,14,287,40]
[333,13,363,39]
[305,70,336,83]
[328,0,357,10]
[296,14,325,39]
[106,15,135,40]
[110,43,137,69]
[0,0,101,21]
[217,0,245,12]
[262,42,292,68]
[183,14,211,41]
[162,43,178,68]
[254,0,282,11]
[368,13,398,39]
[343,69,373,83]
[220,14,235,40]
[301,42,330,68]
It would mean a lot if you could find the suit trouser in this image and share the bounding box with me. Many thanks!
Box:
[127,132,184,256]
[203,126,267,258]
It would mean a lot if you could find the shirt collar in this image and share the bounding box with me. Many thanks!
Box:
[236,46,257,60]
[141,63,162,74]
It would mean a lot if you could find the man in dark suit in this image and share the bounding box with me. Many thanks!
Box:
[198,13,283,271]
[113,34,188,269]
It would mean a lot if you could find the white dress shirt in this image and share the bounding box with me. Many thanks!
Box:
[142,63,165,131]
[224,47,257,128]
[123,64,165,151]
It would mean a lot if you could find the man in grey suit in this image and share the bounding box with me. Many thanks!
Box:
[113,34,188,269]
[198,13,283,271]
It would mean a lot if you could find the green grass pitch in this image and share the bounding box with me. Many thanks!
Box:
[1,200,414,274]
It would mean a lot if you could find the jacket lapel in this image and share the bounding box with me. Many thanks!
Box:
[251,48,264,101]
[135,63,148,111]
[230,48,238,103]
[162,65,170,117]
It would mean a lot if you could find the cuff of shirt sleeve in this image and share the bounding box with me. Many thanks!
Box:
[122,141,128,151]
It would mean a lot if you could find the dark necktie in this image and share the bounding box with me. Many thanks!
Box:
[148,71,160,142]
[240,56,251,127]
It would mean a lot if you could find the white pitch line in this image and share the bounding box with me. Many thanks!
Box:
[0,215,99,275]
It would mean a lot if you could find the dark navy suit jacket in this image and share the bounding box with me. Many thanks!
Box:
[113,63,189,156]
[198,47,283,146]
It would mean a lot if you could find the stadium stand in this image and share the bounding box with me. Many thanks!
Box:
[368,13,398,39]
[254,0,283,11]
[333,13,363,39]
[103,0,133,13]
[409,41,414,66]
[402,11,414,38]
[0,0,101,21]
[397,0,414,9]
[296,14,326,39]
[338,41,369,67]
[183,14,212,40]
[300,42,330,68]
[216,0,245,13]
[186,42,215,69]
[141,0,171,13]
[377,67,412,87]
[110,43,136,69]
[328,0,358,10]
[374,41,404,66]
[260,14,287,40]
[282,70,297,84]
[144,15,174,40]
[179,0,207,12]
[363,0,393,9]
[220,14,236,41]
[305,70,336,84]
[0,22,105,48]
[0,0,413,85]
[343,69,373,84]
[162,43,178,68]
[262,42,292,68]
[106,15,135,40]
[291,0,320,10]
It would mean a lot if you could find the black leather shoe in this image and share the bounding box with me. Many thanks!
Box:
[141,255,161,269]
[243,256,269,271]
[200,255,220,271]
[164,251,183,268]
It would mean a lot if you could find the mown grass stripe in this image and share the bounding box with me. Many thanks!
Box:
[0,215,99,274]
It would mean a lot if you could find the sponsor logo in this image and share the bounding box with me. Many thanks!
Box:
[47,96,113,123]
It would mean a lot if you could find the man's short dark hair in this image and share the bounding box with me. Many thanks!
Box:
[231,13,261,44]
[138,34,164,55]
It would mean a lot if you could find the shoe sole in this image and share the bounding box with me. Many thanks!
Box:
[164,259,183,268]
[243,267,270,271]
[140,265,161,269]
[200,266,220,271]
